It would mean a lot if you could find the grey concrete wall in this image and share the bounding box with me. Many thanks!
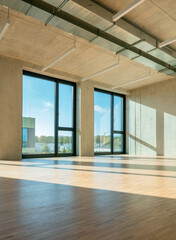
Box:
[127,78,176,156]
[77,80,94,156]
[0,55,22,160]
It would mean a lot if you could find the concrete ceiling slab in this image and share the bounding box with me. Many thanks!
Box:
[0,4,173,90]
[96,0,176,51]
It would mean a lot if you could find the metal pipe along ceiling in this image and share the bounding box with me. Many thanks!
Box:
[21,0,176,74]
[2,0,175,74]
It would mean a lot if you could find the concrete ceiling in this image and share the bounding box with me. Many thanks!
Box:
[0,0,175,91]
[97,0,176,51]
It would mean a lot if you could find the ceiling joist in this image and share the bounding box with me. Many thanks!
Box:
[82,62,120,81]
[159,37,176,48]
[112,0,146,22]
[71,0,176,59]
[112,75,151,89]
[21,0,176,73]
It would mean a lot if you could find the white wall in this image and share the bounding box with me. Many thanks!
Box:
[127,78,176,156]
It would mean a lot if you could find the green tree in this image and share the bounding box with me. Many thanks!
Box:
[66,148,71,153]
[96,135,101,146]
[63,136,69,144]
[42,144,49,153]
[35,136,39,143]
[39,136,54,143]
[47,136,54,143]
[59,136,64,145]
[105,136,110,148]
[62,148,66,153]
[39,136,47,143]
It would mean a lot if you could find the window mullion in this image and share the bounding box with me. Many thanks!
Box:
[111,94,114,154]
[55,82,59,156]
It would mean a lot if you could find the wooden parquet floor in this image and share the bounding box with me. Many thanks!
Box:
[0,155,176,240]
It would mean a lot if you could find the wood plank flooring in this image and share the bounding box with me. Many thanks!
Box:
[0,155,176,240]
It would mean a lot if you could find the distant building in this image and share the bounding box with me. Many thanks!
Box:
[22,117,35,153]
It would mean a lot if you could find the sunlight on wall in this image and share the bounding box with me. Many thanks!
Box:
[128,100,156,155]
[129,137,136,154]
[140,144,156,156]
[164,113,176,156]
[140,104,156,148]
[128,99,136,137]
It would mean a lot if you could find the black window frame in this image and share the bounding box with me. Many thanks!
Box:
[22,70,76,158]
[94,88,126,155]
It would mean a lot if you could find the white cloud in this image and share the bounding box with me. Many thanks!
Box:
[43,102,53,108]
[94,105,106,114]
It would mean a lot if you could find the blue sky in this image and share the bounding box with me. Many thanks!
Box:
[94,91,111,136]
[59,83,73,128]
[23,75,122,137]
[23,76,74,137]
[23,75,55,137]
[94,91,123,135]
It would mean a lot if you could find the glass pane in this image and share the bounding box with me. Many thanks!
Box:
[22,128,27,148]
[113,134,123,152]
[58,131,73,154]
[22,75,55,154]
[59,83,73,128]
[114,96,123,131]
[94,91,111,152]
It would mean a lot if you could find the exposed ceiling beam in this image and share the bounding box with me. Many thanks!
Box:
[71,0,176,59]
[113,0,146,22]
[112,75,151,89]
[82,62,120,81]
[22,0,176,73]
[93,81,130,95]
[0,19,10,41]
[159,37,176,48]
[42,45,76,71]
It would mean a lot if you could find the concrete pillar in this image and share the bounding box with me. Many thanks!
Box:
[0,56,22,160]
[76,80,94,156]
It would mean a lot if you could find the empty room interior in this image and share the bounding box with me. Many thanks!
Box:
[0,0,176,239]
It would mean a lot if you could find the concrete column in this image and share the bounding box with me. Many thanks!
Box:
[0,55,22,160]
[76,80,94,156]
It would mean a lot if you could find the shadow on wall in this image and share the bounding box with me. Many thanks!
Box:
[126,78,176,156]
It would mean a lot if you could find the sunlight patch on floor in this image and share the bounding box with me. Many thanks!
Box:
[0,155,176,199]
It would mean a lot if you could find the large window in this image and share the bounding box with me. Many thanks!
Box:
[58,83,75,154]
[94,89,125,154]
[94,91,111,153]
[22,71,76,157]
[113,95,124,153]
